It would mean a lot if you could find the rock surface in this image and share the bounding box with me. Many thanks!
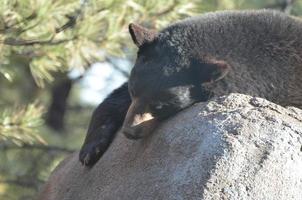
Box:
[38,94,302,200]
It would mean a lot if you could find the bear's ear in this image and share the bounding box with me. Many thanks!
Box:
[194,58,230,83]
[129,23,158,48]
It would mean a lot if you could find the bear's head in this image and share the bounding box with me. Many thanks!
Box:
[122,23,230,139]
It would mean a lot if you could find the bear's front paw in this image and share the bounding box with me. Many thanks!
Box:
[79,140,108,167]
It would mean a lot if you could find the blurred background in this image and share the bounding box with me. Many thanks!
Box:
[0,0,301,199]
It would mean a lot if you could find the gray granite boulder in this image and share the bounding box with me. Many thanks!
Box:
[38,93,302,200]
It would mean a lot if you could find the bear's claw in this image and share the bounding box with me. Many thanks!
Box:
[79,141,106,167]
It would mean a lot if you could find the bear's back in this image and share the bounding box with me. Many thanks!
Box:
[162,10,302,107]
[162,10,302,63]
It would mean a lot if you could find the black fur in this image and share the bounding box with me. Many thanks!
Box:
[80,10,302,167]
[128,39,222,121]
[79,83,131,166]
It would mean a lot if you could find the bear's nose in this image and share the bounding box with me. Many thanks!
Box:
[132,112,154,126]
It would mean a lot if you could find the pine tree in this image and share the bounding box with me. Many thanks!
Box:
[0,0,199,146]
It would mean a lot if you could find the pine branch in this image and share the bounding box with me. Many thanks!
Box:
[0,11,37,33]
[1,36,77,46]
[55,0,89,33]
[55,12,80,33]
[0,104,45,145]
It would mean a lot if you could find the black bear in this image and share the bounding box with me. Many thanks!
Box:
[79,10,302,166]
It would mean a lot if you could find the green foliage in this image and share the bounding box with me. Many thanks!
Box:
[0,0,198,86]
[0,0,200,150]
[0,103,45,146]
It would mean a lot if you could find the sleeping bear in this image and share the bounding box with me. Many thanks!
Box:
[79,10,302,167]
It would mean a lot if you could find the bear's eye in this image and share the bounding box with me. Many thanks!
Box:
[148,102,176,119]
[150,103,163,111]
[149,102,163,114]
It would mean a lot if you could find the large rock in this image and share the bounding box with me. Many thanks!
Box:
[38,94,302,200]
